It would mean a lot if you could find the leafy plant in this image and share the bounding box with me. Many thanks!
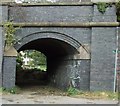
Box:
[4,21,20,49]
[67,86,80,96]
[116,0,120,21]
[0,87,5,92]
[1,86,21,94]
[16,53,23,70]
[97,2,112,14]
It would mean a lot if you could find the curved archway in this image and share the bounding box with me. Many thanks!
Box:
[14,31,81,89]
[14,31,81,52]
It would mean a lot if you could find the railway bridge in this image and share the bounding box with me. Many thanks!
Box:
[0,0,119,91]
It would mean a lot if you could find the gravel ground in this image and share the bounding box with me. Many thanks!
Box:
[2,94,119,104]
[1,85,119,104]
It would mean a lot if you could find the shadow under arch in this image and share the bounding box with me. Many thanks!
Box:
[14,31,81,53]
[14,31,86,89]
[14,31,81,88]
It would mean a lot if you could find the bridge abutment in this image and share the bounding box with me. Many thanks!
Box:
[48,56,90,91]
[0,2,119,92]
[0,27,2,87]
[2,47,17,88]
[2,56,17,88]
[90,4,117,91]
[0,5,9,87]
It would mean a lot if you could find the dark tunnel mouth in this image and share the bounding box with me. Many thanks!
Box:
[17,38,78,58]
[16,38,78,87]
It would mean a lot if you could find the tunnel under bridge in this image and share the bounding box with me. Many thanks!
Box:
[0,1,119,91]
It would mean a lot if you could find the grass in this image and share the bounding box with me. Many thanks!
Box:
[0,86,21,94]
[69,90,119,100]
[1,85,119,100]
[0,87,3,93]
[66,85,119,100]
[67,86,80,96]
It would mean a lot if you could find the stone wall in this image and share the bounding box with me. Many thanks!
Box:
[1,3,118,91]
[9,6,93,23]
[118,27,120,92]
[90,27,116,91]
[47,58,90,91]
[2,56,16,88]
[0,5,8,87]
[0,27,2,87]
[0,6,2,87]
[90,4,117,91]
[1,0,119,3]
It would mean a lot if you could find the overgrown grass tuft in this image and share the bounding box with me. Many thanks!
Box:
[69,90,118,100]
[1,86,21,94]
[67,86,118,100]
[67,86,80,96]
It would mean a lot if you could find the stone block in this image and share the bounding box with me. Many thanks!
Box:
[2,56,16,89]
[93,5,117,22]
[10,6,93,22]
[1,6,8,22]
[74,44,91,59]
[90,27,116,91]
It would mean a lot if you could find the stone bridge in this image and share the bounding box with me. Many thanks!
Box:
[0,1,119,91]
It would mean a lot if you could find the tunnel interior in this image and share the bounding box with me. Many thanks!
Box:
[16,38,78,89]
[18,38,77,58]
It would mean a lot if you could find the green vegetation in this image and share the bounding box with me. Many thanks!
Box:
[67,88,118,100]
[97,2,112,14]
[28,50,46,67]
[67,86,80,96]
[37,65,46,71]
[16,52,23,70]
[67,82,118,100]
[1,85,119,100]
[96,1,120,22]
[3,21,20,49]
[16,50,47,71]
[0,87,4,92]
[1,86,21,94]
[116,0,120,21]
[77,91,118,100]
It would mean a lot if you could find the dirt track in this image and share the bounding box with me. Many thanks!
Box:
[1,85,119,104]
[2,94,118,104]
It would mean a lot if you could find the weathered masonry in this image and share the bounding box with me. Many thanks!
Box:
[0,1,119,91]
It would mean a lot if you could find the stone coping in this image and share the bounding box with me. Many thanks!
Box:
[0,2,93,6]
[0,2,118,6]
[0,22,120,27]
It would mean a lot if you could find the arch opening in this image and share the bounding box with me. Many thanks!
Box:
[15,38,78,90]
[16,50,47,86]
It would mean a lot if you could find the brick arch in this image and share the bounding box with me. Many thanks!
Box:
[14,31,81,52]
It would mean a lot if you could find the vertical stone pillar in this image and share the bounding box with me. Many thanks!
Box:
[118,27,120,92]
[90,4,117,91]
[0,24,2,87]
[0,25,2,87]
[0,4,9,87]
[2,47,17,89]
